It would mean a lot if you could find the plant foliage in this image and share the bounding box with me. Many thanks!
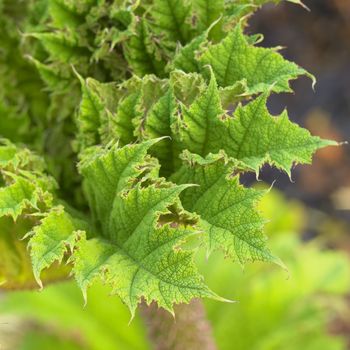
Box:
[0,0,337,315]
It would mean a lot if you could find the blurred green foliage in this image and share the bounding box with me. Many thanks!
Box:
[0,282,150,350]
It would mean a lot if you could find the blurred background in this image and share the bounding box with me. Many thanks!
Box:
[1,0,350,349]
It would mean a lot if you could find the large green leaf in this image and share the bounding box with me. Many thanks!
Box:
[172,153,279,264]
[75,140,220,316]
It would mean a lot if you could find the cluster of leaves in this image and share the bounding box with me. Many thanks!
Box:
[0,0,337,316]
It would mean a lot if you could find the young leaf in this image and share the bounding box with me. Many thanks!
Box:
[0,177,38,220]
[30,32,90,64]
[192,0,224,40]
[200,25,314,94]
[218,94,338,175]
[76,76,105,148]
[170,70,206,107]
[179,72,224,156]
[26,206,78,288]
[114,93,141,146]
[169,33,207,73]
[178,74,336,175]
[124,18,166,77]
[142,88,179,175]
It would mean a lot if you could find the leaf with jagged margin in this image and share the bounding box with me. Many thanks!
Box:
[0,141,19,167]
[73,182,221,317]
[199,25,314,94]
[223,3,255,28]
[168,33,207,73]
[124,18,166,77]
[0,140,85,289]
[0,177,38,220]
[169,70,206,107]
[25,206,79,288]
[0,141,57,220]
[219,80,248,110]
[222,1,273,31]
[192,0,224,40]
[218,94,338,176]
[0,141,34,169]
[78,139,162,234]
[178,74,336,175]
[142,88,181,176]
[179,72,224,156]
[29,32,90,64]
[0,216,71,290]
[0,140,89,289]
[76,75,124,149]
[76,75,166,149]
[171,152,281,265]
[138,75,169,114]
[224,0,307,21]
[150,0,192,44]
[76,75,105,148]
[113,93,141,146]
[132,75,169,138]
[0,141,57,192]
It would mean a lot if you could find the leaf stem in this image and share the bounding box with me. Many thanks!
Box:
[140,299,217,350]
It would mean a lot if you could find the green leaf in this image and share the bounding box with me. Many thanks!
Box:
[218,94,338,175]
[0,216,37,289]
[0,177,37,220]
[0,141,22,167]
[170,70,206,107]
[179,72,224,156]
[26,206,78,287]
[113,93,141,146]
[0,140,83,288]
[200,25,314,94]
[73,183,218,317]
[178,74,335,175]
[76,76,105,148]
[76,74,128,148]
[142,88,179,176]
[132,75,169,137]
[78,139,161,234]
[75,140,222,315]
[150,0,192,44]
[49,0,86,29]
[0,215,71,290]
[74,225,215,317]
[124,19,166,77]
[192,0,224,40]
[172,153,279,264]
[169,33,206,73]
[30,32,90,64]
[27,56,70,91]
